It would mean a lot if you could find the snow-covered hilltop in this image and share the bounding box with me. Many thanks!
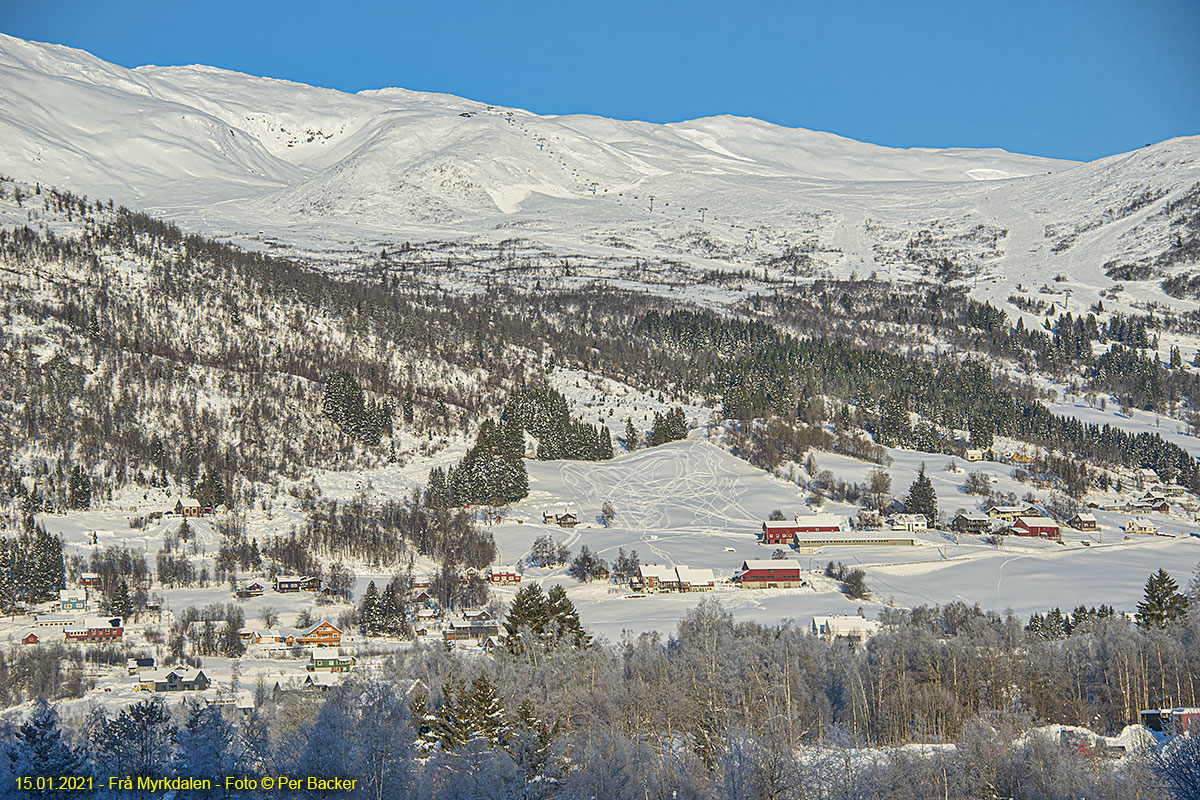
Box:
[1,32,1197,311]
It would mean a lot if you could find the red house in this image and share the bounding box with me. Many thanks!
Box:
[22,633,38,645]
[760,514,840,545]
[1013,516,1060,539]
[64,617,123,643]
[488,565,521,585]
[736,559,805,588]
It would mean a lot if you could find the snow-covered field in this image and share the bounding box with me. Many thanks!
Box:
[16,430,1198,652]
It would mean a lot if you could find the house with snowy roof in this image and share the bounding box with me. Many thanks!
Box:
[57,589,86,612]
[890,513,927,533]
[138,665,210,692]
[811,615,882,645]
[674,566,716,592]
[1012,516,1060,539]
[1124,517,1158,536]
[307,646,355,672]
[636,564,677,592]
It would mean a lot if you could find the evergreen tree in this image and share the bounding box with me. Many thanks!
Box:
[67,465,91,510]
[359,581,381,636]
[507,699,561,797]
[0,541,17,611]
[904,464,937,524]
[647,407,688,447]
[463,673,509,746]
[503,585,551,648]
[173,701,239,792]
[546,585,590,648]
[90,697,176,778]
[598,427,614,460]
[567,545,607,582]
[1136,569,1189,628]
[425,467,450,509]
[7,700,83,796]
[29,526,64,603]
[433,682,473,751]
[968,414,995,451]
[109,579,132,620]
[624,418,640,451]
[376,584,404,637]
[409,693,439,753]
[879,395,912,446]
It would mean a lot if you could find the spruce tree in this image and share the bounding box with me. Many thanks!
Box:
[359,581,381,636]
[434,682,472,751]
[8,700,83,793]
[1136,569,1189,628]
[109,579,132,620]
[546,585,590,648]
[601,427,614,459]
[375,585,400,636]
[503,585,550,648]
[904,464,937,524]
[463,673,508,746]
[67,465,91,510]
[509,699,558,787]
[30,526,64,603]
[624,418,640,451]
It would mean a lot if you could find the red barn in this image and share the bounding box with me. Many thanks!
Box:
[736,559,805,588]
[760,514,840,545]
[1013,516,1060,539]
[22,633,38,645]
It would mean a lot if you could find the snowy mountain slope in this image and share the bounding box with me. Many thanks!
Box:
[1,31,1198,313]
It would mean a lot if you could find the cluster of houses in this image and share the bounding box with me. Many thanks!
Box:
[633,564,717,593]
[456,565,522,585]
[1140,707,1200,738]
[542,507,578,528]
[146,497,220,521]
[234,576,323,598]
[238,619,343,649]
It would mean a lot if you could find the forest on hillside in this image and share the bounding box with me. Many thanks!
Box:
[3,178,1197,529]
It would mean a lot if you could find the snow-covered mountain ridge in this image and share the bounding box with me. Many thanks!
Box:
[1,32,1198,312]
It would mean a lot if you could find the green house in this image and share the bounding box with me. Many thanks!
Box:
[307,646,355,672]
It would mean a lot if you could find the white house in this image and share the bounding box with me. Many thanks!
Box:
[1124,517,1159,535]
[890,513,928,533]
[811,615,882,644]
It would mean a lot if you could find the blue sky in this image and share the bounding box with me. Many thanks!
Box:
[3,0,1197,161]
